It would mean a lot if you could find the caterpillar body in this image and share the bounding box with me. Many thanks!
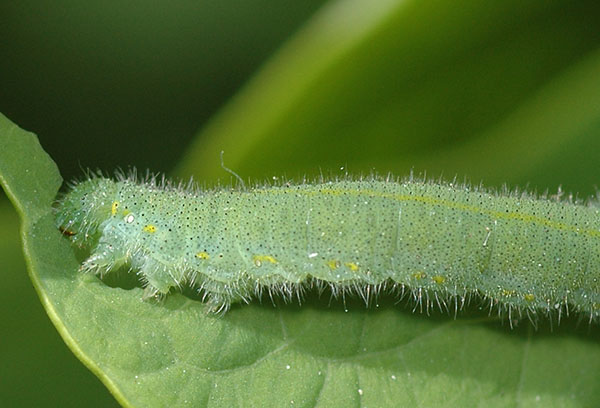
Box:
[55,173,600,323]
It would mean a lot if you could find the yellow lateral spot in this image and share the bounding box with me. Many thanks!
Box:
[344,262,359,272]
[143,224,157,233]
[327,260,341,270]
[111,201,119,216]
[253,255,277,267]
[501,289,516,297]
[195,251,210,260]
[412,271,426,280]
[122,209,131,216]
[593,303,600,310]
[524,293,535,302]
[432,275,446,284]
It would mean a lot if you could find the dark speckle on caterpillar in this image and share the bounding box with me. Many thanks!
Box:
[55,171,600,325]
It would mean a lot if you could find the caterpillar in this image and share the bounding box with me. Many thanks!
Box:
[55,172,600,324]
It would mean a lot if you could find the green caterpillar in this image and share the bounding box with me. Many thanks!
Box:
[55,173,600,323]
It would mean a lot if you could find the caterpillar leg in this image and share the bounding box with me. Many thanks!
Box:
[132,254,186,298]
[81,241,128,276]
[193,276,250,314]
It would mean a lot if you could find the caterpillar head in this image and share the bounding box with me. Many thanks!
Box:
[55,177,118,246]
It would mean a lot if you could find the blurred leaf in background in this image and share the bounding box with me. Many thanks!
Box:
[178,0,600,195]
[2,0,600,406]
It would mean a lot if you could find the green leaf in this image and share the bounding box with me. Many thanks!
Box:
[0,201,116,407]
[4,117,600,407]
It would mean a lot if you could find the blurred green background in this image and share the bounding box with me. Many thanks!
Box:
[2,0,600,406]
